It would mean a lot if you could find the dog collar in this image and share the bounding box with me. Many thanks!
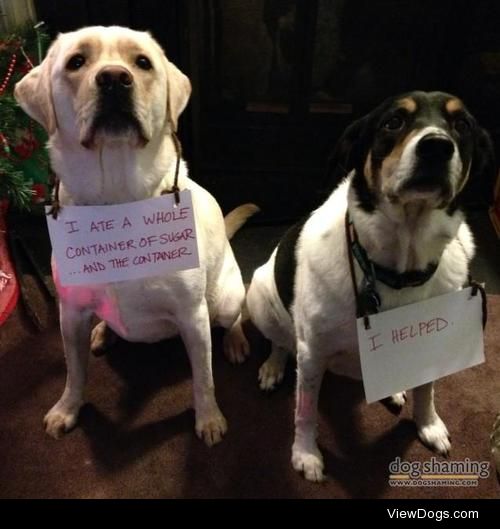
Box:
[344,212,487,332]
[347,216,438,290]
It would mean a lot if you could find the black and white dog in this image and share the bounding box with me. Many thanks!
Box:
[246,91,495,482]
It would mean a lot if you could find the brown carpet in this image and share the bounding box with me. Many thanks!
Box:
[1,297,500,499]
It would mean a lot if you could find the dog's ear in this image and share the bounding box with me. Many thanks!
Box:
[326,114,371,185]
[14,38,59,135]
[165,60,192,132]
[469,126,497,205]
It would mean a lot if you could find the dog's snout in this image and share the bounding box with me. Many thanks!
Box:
[96,66,133,92]
[416,133,454,161]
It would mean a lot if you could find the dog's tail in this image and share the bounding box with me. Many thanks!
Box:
[224,203,260,239]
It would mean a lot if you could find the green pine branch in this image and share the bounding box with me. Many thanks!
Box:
[0,22,51,210]
[0,95,22,139]
[0,163,33,210]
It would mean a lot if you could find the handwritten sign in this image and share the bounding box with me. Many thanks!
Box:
[45,190,199,286]
[357,287,484,403]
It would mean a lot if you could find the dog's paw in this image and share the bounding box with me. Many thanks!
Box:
[292,445,325,482]
[383,391,407,414]
[90,321,116,357]
[44,401,81,439]
[223,325,250,364]
[196,410,228,447]
[390,391,407,409]
[258,359,285,391]
[417,416,451,456]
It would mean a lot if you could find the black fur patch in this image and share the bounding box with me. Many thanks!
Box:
[274,217,308,312]
[351,168,377,213]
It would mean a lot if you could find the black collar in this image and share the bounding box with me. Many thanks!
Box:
[345,212,486,333]
[348,218,438,290]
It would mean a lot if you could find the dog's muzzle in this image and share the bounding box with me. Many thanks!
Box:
[82,66,147,148]
[95,65,136,126]
[403,132,455,196]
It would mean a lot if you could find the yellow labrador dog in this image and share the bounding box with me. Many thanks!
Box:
[15,26,256,446]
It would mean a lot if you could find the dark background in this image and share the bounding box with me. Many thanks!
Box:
[36,0,500,222]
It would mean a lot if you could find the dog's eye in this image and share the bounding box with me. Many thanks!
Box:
[454,117,471,134]
[383,116,405,131]
[66,54,86,71]
[136,55,153,70]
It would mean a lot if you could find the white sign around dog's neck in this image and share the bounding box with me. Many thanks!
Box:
[357,287,484,403]
[45,190,200,286]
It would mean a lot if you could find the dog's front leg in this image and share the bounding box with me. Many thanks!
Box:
[413,382,451,456]
[292,339,326,482]
[178,299,227,446]
[44,304,92,439]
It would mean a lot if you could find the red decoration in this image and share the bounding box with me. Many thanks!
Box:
[32,183,46,203]
[0,53,17,95]
[13,131,39,160]
[0,201,19,326]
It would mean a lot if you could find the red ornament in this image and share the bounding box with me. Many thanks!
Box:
[13,130,38,160]
[32,183,47,203]
[0,53,17,95]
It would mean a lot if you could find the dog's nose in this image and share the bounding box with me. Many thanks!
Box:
[416,133,454,161]
[96,66,133,92]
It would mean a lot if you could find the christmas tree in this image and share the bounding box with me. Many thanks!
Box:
[0,23,50,210]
